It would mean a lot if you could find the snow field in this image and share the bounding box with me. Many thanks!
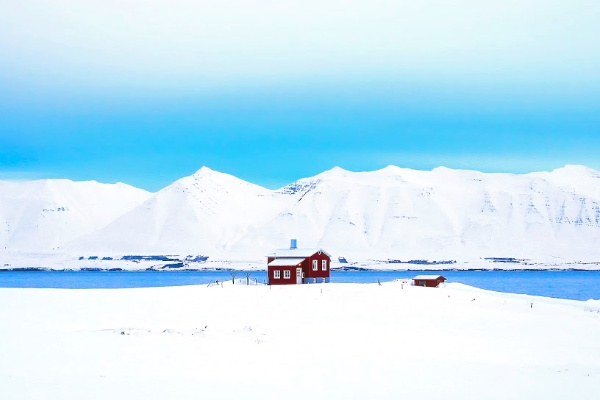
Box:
[1,281,599,399]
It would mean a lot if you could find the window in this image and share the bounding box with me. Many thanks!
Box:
[284,270,291,279]
[312,260,318,271]
[322,260,327,271]
[274,270,280,279]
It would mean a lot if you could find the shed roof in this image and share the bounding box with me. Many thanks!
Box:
[412,275,447,281]
[268,248,331,258]
[268,258,306,267]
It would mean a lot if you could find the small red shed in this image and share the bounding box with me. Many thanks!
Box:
[267,240,331,285]
[412,275,447,287]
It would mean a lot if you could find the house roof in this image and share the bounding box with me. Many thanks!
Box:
[412,275,446,281]
[267,248,331,258]
[268,258,306,267]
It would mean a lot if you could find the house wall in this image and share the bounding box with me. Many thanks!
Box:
[268,266,296,285]
[413,278,446,287]
[303,252,331,281]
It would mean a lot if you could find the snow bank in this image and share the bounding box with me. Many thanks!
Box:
[1,282,599,399]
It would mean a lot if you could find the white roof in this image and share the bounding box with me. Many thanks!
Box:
[268,258,306,267]
[412,275,446,280]
[268,248,331,258]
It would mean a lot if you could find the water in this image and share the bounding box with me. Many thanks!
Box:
[0,269,599,301]
[0,270,251,289]
[334,270,600,301]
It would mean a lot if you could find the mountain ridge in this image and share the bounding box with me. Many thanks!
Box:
[2,165,599,262]
[68,165,600,262]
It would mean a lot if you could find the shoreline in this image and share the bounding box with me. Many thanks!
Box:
[3,251,600,271]
[2,266,600,272]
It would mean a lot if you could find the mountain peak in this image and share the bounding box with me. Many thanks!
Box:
[375,165,404,174]
[551,165,599,176]
[319,166,349,176]
[192,166,215,176]
[188,166,240,183]
[168,166,272,196]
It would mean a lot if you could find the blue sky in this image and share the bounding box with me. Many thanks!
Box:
[1,1,599,191]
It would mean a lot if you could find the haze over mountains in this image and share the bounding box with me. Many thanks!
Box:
[2,166,600,263]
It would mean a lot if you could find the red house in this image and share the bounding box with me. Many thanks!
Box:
[267,240,331,285]
[412,275,447,287]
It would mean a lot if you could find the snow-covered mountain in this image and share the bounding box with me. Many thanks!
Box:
[263,165,600,261]
[68,167,285,255]
[63,165,600,262]
[0,179,151,251]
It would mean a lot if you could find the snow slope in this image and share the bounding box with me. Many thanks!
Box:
[1,281,599,399]
[261,165,600,261]
[0,179,151,252]
[68,167,285,255]
[66,165,600,263]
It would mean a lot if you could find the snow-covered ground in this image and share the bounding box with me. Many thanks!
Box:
[1,281,599,399]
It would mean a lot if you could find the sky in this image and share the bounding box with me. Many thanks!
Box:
[1,0,599,191]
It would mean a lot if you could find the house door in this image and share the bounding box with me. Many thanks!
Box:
[296,268,302,284]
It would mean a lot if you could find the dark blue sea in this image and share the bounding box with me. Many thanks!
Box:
[0,270,598,301]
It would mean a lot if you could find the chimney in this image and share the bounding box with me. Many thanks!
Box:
[290,239,297,249]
